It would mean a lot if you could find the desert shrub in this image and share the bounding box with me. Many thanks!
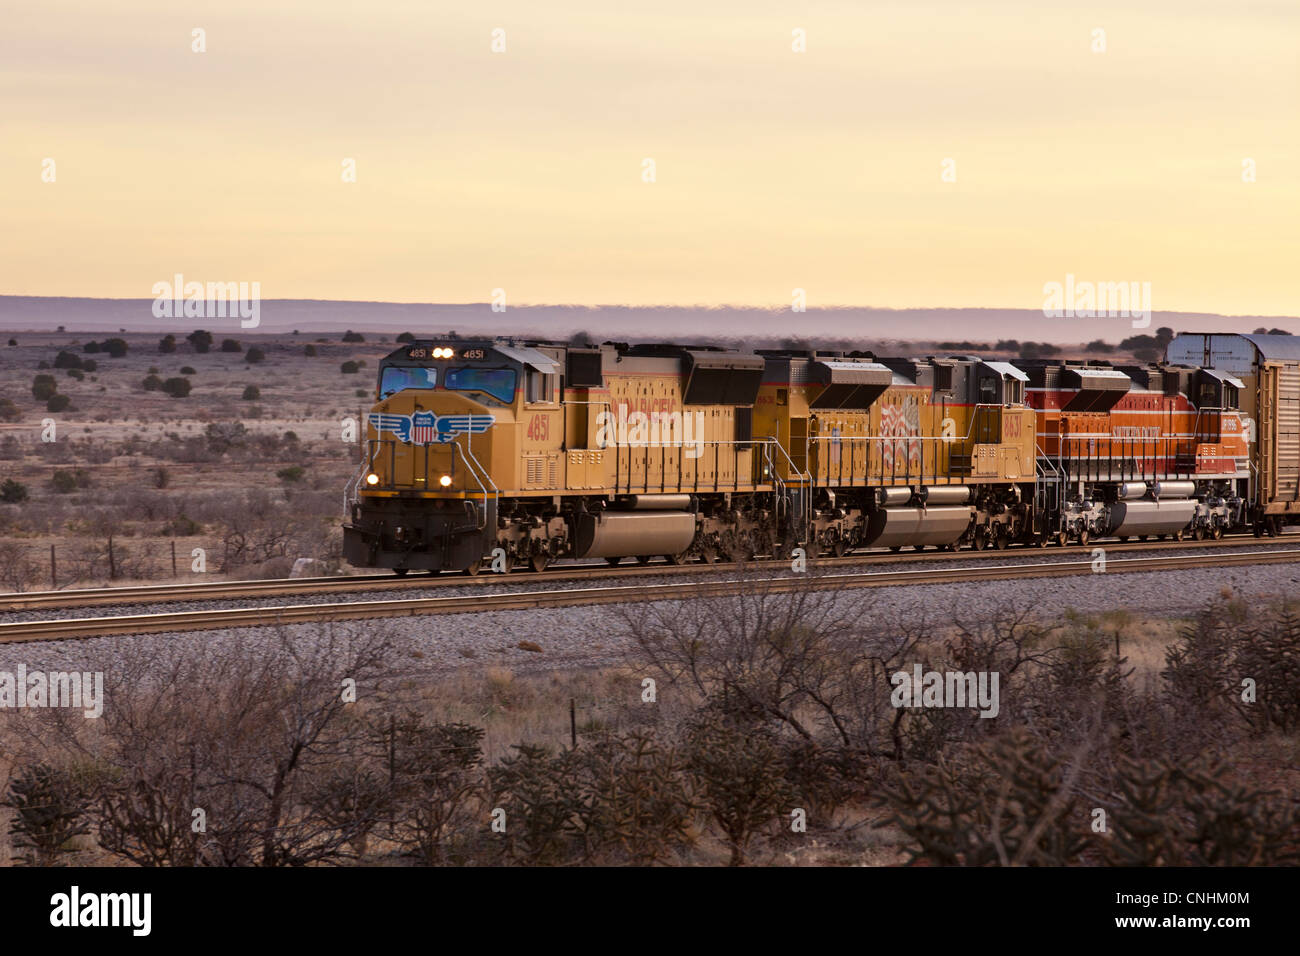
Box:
[83,340,100,354]
[684,704,794,865]
[221,338,242,353]
[50,469,90,494]
[0,539,41,590]
[186,329,213,353]
[102,338,127,358]
[142,374,163,391]
[158,334,177,353]
[304,344,318,357]
[153,465,170,489]
[877,729,1093,866]
[82,359,96,372]
[245,347,266,363]
[242,384,260,400]
[341,361,360,374]
[31,374,57,400]
[377,715,486,864]
[276,465,305,482]
[204,421,249,453]
[342,330,365,343]
[0,398,19,421]
[180,365,196,375]
[161,513,202,536]
[66,368,84,381]
[73,628,393,866]
[1103,755,1300,866]
[46,394,71,413]
[162,377,192,398]
[2,764,90,866]
[53,350,82,369]
[396,332,414,342]
[0,478,29,503]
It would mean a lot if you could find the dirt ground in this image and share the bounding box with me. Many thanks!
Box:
[0,328,410,589]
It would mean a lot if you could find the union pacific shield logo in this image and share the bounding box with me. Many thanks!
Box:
[368,412,494,445]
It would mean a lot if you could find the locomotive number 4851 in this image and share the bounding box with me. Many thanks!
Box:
[526,414,550,441]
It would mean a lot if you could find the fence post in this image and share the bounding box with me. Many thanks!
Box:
[570,698,577,748]
[171,540,177,577]
[50,544,56,589]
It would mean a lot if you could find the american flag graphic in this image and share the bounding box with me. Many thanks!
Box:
[881,399,921,469]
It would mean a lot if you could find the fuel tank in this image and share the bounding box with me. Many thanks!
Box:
[861,506,974,549]
[1108,500,1197,538]
[573,510,696,559]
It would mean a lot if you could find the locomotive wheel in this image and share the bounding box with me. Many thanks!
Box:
[1193,526,1206,541]
[890,545,903,552]
[1055,531,1068,547]
[606,556,622,566]
[1138,535,1149,541]
[992,528,1008,550]
[1212,524,1223,540]
[699,546,719,564]
[636,555,652,565]
[1173,529,1185,541]
[971,528,987,551]
[833,538,847,558]
[1118,536,1129,542]
[665,551,690,565]
[1254,522,1265,538]
[1077,530,1089,547]
[530,553,550,573]
[393,568,409,577]
[1035,534,1049,548]
[463,559,482,577]
[913,544,925,552]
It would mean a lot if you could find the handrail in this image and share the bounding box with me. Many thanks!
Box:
[343,456,369,517]
[802,403,1011,486]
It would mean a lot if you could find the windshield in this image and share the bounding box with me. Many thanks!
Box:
[445,366,516,405]
[379,365,437,398]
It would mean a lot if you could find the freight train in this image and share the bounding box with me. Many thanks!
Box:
[342,332,1299,575]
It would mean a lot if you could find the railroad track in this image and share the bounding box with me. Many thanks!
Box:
[0,532,1293,614]
[2,548,1297,643]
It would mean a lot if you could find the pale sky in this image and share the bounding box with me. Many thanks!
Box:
[2,0,1297,315]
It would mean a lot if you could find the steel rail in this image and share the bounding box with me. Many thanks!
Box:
[2,548,1297,643]
[0,532,1293,613]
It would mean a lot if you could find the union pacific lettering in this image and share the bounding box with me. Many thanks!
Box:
[616,397,677,417]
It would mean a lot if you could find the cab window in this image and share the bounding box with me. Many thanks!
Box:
[379,365,436,398]
[445,366,517,404]
[526,368,556,403]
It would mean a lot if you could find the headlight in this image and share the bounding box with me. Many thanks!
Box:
[365,473,379,486]
[438,474,453,487]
